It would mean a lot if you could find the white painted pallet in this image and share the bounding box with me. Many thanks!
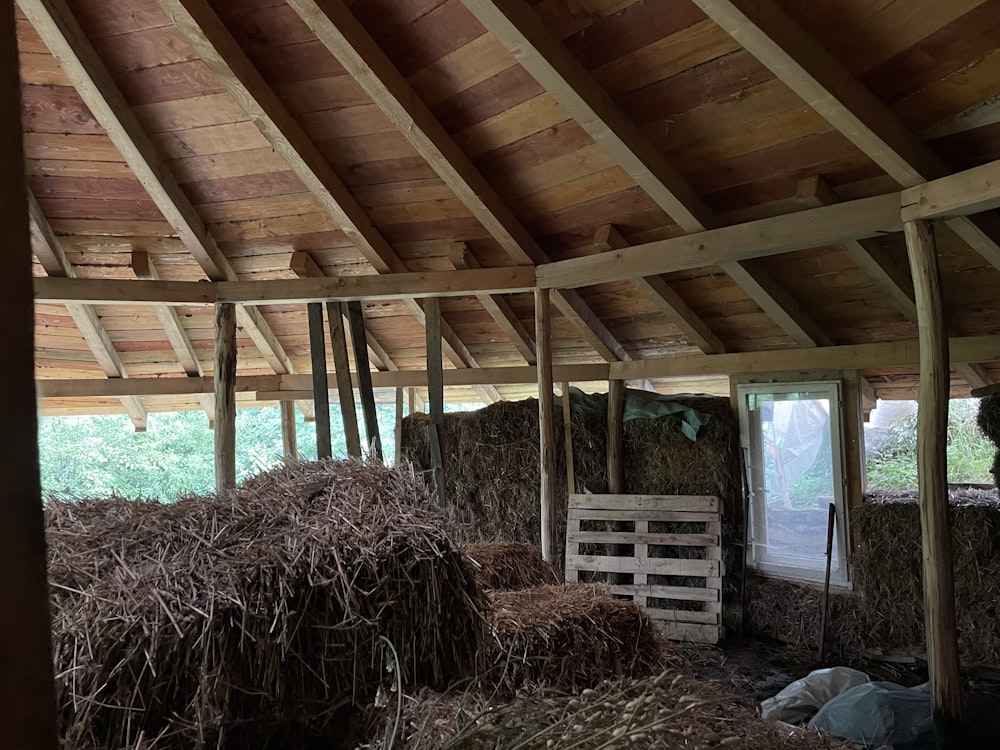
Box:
[565,493,723,644]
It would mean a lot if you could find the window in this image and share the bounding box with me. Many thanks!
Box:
[738,382,850,586]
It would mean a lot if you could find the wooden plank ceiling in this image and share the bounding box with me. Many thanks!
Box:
[17,0,1000,416]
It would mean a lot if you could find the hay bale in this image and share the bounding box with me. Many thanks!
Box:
[401,401,607,564]
[747,490,1000,664]
[487,584,673,692]
[978,394,1000,445]
[463,542,559,590]
[395,672,856,750]
[46,460,489,750]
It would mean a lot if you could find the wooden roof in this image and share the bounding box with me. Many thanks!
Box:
[17,0,1000,425]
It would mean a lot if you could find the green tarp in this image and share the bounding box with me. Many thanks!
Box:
[554,386,714,442]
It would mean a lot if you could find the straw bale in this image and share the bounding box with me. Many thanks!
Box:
[463,542,559,590]
[382,671,856,750]
[400,401,607,564]
[487,584,674,693]
[747,490,1000,664]
[978,394,1000,445]
[46,460,489,750]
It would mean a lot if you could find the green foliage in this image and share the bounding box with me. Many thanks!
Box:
[865,399,995,490]
[38,401,480,501]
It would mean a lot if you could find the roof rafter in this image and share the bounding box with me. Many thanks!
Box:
[689,0,1000,274]
[460,0,831,350]
[156,0,500,402]
[28,191,147,431]
[131,250,215,424]
[17,0,313,417]
[283,0,640,365]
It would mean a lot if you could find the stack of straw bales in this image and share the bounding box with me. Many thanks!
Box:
[748,489,1000,664]
[47,460,488,749]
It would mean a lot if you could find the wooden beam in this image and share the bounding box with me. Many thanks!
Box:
[607,379,624,494]
[594,225,725,354]
[394,387,404,465]
[346,300,382,460]
[280,400,297,460]
[539,194,901,289]
[690,0,1000,274]
[159,0,506,396]
[33,266,536,306]
[307,303,333,460]
[0,0,59,740]
[462,0,828,349]
[289,251,398,371]
[561,381,575,496]
[28,191,147,430]
[797,177,917,321]
[328,302,362,459]
[20,0,305,400]
[904,219,965,746]
[449,243,536,364]
[286,0,635,368]
[536,288,558,563]
[426,297,446,507]
[132,250,215,422]
[213,302,237,494]
[901,158,1000,224]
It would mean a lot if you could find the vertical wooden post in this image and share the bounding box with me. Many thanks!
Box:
[394,387,404,465]
[426,297,446,507]
[561,382,575,495]
[0,0,59,741]
[327,302,362,458]
[842,370,866,554]
[904,219,965,748]
[346,300,383,461]
[214,302,237,494]
[608,379,625,494]
[536,288,557,563]
[307,302,332,459]
[280,400,297,460]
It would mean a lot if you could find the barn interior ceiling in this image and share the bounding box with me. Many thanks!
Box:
[16,0,1000,424]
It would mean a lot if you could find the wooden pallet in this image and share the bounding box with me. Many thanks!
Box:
[565,494,723,644]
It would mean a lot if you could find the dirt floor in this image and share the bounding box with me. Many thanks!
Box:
[681,638,1000,749]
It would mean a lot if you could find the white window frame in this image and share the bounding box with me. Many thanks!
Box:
[738,381,851,587]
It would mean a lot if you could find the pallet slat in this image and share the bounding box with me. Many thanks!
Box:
[565,494,723,644]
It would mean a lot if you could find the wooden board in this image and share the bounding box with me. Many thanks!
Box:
[564,493,723,644]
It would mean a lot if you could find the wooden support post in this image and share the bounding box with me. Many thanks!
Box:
[307,302,332,460]
[426,297,446,507]
[214,302,237,494]
[327,302,362,459]
[280,400,297,460]
[608,378,625,494]
[394,387,404,465]
[536,288,558,563]
[0,0,58,741]
[346,300,383,461]
[904,219,965,747]
[561,381,575,495]
[842,371,866,514]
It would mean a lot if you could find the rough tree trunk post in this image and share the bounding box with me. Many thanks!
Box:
[214,302,237,494]
[904,219,965,748]
[561,381,575,495]
[280,400,297,459]
[536,288,557,563]
[0,1,59,743]
[327,302,362,458]
[347,300,383,461]
[608,378,625,494]
[307,303,332,459]
[425,297,446,507]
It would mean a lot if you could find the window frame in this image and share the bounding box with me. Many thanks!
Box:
[738,380,852,587]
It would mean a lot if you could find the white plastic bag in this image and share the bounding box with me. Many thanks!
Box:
[760,666,871,724]
[807,681,935,749]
